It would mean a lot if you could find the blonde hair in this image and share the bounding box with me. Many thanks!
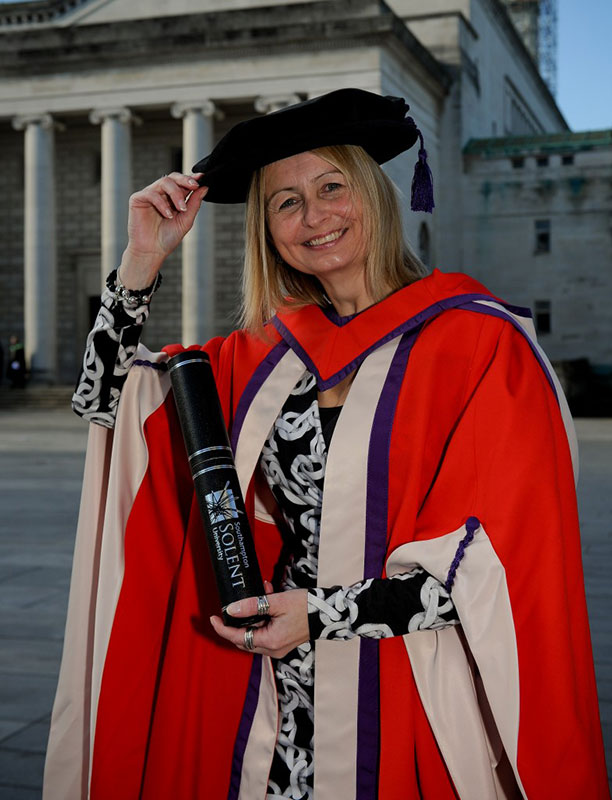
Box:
[241,144,426,332]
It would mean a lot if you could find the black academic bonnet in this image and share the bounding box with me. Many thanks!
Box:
[192,88,434,211]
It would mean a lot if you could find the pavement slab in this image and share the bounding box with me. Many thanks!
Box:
[0,408,610,795]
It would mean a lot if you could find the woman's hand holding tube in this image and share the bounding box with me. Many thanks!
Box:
[119,172,209,289]
[210,581,310,659]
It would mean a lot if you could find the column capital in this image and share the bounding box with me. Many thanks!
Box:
[12,113,56,132]
[89,106,140,126]
[170,100,223,121]
[254,94,301,115]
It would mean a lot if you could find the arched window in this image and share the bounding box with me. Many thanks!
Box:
[418,222,430,266]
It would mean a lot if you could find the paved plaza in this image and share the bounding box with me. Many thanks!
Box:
[0,407,610,798]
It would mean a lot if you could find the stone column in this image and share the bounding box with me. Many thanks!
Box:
[171,100,217,345]
[254,94,301,115]
[12,113,58,383]
[89,107,136,286]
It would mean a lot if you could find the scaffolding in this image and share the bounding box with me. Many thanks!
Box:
[502,0,558,95]
[538,0,558,96]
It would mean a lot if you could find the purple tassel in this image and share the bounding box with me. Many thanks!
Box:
[411,131,435,213]
[444,516,480,593]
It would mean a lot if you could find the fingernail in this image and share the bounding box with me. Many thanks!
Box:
[226,602,240,615]
[180,202,187,211]
[189,179,198,186]
[166,209,173,218]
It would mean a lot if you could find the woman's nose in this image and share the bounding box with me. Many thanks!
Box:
[302,196,328,228]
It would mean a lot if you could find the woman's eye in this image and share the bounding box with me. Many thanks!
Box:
[324,182,342,193]
[278,197,297,210]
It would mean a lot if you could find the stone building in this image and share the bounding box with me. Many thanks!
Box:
[464,129,612,372]
[0,0,609,387]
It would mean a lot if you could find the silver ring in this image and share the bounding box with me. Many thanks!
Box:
[244,626,255,651]
[256,595,271,616]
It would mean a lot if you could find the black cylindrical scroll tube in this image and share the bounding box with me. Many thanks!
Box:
[168,351,267,628]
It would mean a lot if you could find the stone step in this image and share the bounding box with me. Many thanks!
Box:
[0,385,74,410]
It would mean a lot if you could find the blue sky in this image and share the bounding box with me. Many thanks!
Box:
[557,0,612,131]
[1,0,609,132]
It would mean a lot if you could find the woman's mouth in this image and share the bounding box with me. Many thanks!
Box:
[303,229,346,247]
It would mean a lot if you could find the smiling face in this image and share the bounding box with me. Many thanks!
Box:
[264,151,367,294]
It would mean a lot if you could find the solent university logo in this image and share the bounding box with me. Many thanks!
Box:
[205,482,241,524]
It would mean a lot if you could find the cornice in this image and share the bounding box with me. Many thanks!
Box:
[464,129,612,157]
[0,0,450,92]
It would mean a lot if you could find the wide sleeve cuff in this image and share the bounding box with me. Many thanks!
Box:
[307,569,459,641]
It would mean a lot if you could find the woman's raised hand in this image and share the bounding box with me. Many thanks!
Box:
[119,172,208,289]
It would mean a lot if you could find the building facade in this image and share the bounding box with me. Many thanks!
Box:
[464,129,612,372]
[0,0,609,387]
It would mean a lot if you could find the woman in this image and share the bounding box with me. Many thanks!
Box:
[44,90,608,799]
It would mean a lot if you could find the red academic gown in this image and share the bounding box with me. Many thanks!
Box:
[43,269,609,799]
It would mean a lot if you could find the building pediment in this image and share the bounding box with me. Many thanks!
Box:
[0,0,329,29]
[71,0,329,26]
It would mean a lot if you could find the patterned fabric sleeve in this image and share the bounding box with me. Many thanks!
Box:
[307,568,459,641]
[71,287,151,428]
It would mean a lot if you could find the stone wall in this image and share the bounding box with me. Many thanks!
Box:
[400,0,567,142]
[0,109,249,383]
[463,134,612,367]
[0,125,25,358]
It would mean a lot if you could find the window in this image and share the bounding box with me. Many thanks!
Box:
[536,156,549,167]
[511,157,524,169]
[534,219,551,253]
[534,300,551,334]
[562,154,574,166]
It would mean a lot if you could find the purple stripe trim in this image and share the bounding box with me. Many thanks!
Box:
[321,304,359,326]
[227,655,263,800]
[498,301,532,318]
[364,331,418,578]
[133,358,168,371]
[230,340,289,451]
[272,293,518,391]
[356,331,418,799]
[322,298,531,327]
[270,316,321,381]
[460,302,558,399]
[356,639,379,798]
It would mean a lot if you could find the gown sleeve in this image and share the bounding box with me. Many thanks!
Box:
[307,570,458,640]
[72,287,151,428]
[383,315,608,798]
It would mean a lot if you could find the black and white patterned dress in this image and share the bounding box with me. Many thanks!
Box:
[73,288,459,800]
[259,372,458,800]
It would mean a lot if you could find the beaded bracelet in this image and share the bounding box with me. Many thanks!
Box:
[106,268,162,307]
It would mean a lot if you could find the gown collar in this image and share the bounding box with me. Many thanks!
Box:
[271,269,496,389]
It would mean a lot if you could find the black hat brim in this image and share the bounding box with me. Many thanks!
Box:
[192,89,420,204]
